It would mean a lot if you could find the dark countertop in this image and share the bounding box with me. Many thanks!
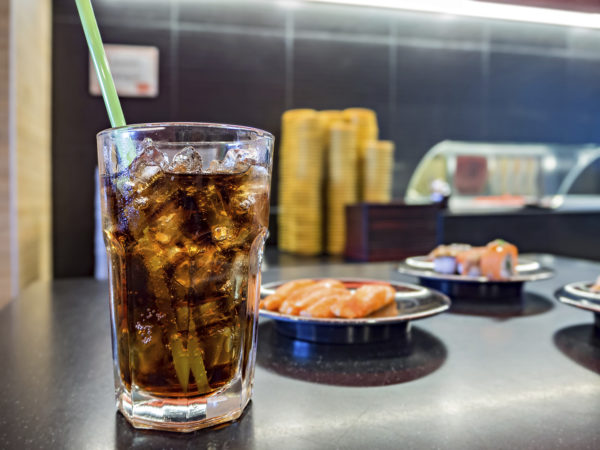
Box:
[1,255,599,449]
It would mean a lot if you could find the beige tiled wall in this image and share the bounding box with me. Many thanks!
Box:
[0,0,12,308]
[0,0,52,309]
[14,0,52,289]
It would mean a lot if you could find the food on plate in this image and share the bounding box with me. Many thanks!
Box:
[331,284,396,318]
[590,276,600,293]
[428,243,471,274]
[428,239,519,280]
[261,280,396,319]
[481,240,518,280]
[260,279,315,311]
[299,288,352,318]
[455,247,486,277]
[279,279,345,315]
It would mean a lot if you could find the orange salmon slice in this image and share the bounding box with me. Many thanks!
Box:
[299,289,352,318]
[332,284,396,318]
[261,279,315,311]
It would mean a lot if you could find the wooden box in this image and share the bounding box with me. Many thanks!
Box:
[344,203,441,262]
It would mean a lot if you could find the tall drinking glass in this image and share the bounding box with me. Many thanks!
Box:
[97,123,273,432]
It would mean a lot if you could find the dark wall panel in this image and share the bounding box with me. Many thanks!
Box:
[52,18,175,277]
[293,38,390,136]
[294,2,392,35]
[54,0,172,23]
[52,23,104,278]
[396,47,484,107]
[177,31,286,130]
[177,0,287,29]
[52,0,600,277]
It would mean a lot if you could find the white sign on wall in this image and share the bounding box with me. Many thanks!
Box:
[89,44,159,98]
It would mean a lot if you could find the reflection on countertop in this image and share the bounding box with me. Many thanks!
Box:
[257,322,447,387]
[450,292,554,318]
[554,323,600,376]
[114,403,255,449]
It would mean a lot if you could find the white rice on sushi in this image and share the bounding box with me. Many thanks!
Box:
[433,256,458,274]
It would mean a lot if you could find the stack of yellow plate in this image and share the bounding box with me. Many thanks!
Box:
[342,108,378,201]
[318,110,344,147]
[278,109,324,255]
[278,107,392,255]
[363,140,395,203]
[327,121,358,255]
[320,111,342,162]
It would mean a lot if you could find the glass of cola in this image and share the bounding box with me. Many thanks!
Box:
[97,123,273,432]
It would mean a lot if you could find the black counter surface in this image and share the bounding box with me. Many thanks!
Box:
[0,255,599,449]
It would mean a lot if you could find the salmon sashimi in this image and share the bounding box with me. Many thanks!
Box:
[280,286,338,315]
[268,282,318,312]
[299,288,352,318]
[429,243,471,259]
[332,284,396,319]
[312,279,346,290]
[278,279,345,314]
[480,239,518,280]
[368,301,399,318]
[260,279,315,311]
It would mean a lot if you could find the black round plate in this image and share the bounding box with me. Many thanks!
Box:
[259,278,450,344]
[555,282,600,330]
[398,255,554,300]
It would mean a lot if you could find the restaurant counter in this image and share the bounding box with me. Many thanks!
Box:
[0,255,599,449]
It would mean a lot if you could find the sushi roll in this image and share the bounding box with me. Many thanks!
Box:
[433,256,458,274]
[429,243,471,275]
[480,239,519,280]
[456,248,485,277]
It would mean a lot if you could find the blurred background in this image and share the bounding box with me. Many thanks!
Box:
[3,0,600,306]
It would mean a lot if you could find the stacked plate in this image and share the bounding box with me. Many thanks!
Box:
[342,108,378,201]
[327,121,358,255]
[318,110,344,145]
[278,107,390,255]
[363,140,395,203]
[278,109,325,255]
[318,110,344,189]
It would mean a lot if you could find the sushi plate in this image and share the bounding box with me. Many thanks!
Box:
[259,278,451,344]
[398,255,554,300]
[555,282,600,329]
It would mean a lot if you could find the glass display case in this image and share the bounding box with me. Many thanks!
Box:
[405,141,600,210]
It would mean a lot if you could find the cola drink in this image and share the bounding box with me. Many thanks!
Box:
[98,125,272,431]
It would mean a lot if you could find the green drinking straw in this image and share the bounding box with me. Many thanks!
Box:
[74,0,210,390]
[76,0,136,166]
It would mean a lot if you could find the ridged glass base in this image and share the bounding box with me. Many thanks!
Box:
[116,380,252,433]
